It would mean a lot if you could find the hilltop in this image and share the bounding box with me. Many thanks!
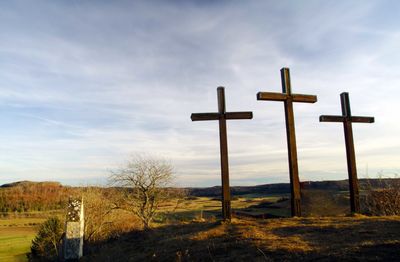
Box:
[0,180,62,188]
[83,216,400,261]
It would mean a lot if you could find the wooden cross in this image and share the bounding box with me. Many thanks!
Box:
[257,68,317,217]
[191,87,253,220]
[320,92,374,213]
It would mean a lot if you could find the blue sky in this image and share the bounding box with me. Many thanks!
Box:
[0,0,399,186]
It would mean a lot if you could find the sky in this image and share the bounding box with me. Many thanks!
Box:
[0,0,399,187]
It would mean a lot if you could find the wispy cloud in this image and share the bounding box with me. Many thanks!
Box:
[0,1,399,186]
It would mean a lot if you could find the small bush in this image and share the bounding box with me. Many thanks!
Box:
[364,188,400,216]
[28,217,64,261]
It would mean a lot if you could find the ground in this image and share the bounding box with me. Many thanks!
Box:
[1,194,399,261]
[83,216,400,261]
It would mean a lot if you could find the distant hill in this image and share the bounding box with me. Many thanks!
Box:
[0,180,71,212]
[2,178,399,198]
[1,178,399,213]
[187,178,400,197]
[0,180,62,188]
[187,183,291,197]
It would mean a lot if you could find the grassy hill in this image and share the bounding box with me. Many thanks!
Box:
[83,216,400,261]
[1,179,399,261]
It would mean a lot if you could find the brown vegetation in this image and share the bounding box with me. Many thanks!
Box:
[363,178,400,216]
[0,181,74,213]
[82,187,141,243]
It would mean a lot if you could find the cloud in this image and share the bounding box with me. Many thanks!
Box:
[0,1,399,186]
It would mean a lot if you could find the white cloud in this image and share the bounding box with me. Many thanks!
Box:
[0,1,399,186]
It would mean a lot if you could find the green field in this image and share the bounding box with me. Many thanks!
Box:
[0,218,44,262]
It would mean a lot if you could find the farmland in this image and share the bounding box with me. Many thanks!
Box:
[156,194,292,223]
[0,217,45,262]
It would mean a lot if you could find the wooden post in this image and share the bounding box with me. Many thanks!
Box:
[257,68,317,217]
[320,92,374,213]
[217,87,231,219]
[281,69,302,217]
[191,87,253,220]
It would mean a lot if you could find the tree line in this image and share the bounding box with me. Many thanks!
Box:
[0,181,76,213]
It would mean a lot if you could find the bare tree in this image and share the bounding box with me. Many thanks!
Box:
[109,155,174,229]
[82,187,117,242]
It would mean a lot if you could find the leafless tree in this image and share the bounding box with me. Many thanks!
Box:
[109,155,174,229]
[82,187,117,242]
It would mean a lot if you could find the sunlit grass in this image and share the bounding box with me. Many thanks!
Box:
[0,218,45,262]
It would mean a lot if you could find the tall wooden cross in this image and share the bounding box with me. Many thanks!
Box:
[320,92,374,213]
[191,87,253,220]
[257,68,317,217]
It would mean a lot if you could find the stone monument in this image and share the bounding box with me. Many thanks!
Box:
[63,197,84,260]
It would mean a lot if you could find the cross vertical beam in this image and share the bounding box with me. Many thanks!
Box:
[217,87,231,220]
[341,93,359,213]
[281,68,302,217]
[320,92,374,213]
[191,87,253,220]
[257,68,317,217]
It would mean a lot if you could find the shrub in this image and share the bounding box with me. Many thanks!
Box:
[28,217,64,261]
[363,178,400,216]
[83,187,141,243]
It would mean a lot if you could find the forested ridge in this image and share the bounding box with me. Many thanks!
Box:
[0,181,73,212]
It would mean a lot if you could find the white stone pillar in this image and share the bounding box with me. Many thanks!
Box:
[63,198,84,260]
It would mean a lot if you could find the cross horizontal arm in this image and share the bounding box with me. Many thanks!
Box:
[320,115,375,123]
[319,115,345,122]
[292,94,317,103]
[350,116,374,123]
[225,111,253,120]
[257,92,287,101]
[191,113,220,121]
[257,92,317,103]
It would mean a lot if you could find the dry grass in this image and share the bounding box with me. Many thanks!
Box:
[83,216,400,261]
